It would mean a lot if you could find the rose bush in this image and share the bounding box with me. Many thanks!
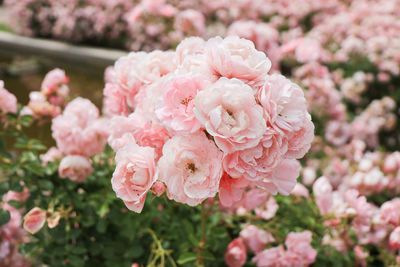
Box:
[1,0,400,265]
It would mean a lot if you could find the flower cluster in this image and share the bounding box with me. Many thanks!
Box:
[51,97,109,182]
[0,191,30,267]
[105,36,314,212]
[21,68,70,119]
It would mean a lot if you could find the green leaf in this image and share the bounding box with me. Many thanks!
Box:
[200,251,215,261]
[8,200,24,209]
[0,209,11,226]
[38,180,54,191]
[177,252,197,265]
[96,219,107,233]
[20,115,34,127]
[18,242,36,254]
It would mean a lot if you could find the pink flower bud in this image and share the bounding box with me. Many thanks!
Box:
[225,238,247,267]
[23,207,46,234]
[151,181,165,197]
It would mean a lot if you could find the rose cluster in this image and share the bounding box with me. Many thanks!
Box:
[104,36,314,212]
[21,68,70,119]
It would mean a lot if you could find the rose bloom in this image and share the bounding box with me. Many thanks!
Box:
[23,207,46,234]
[112,142,156,213]
[194,77,266,153]
[40,147,63,165]
[255,159,301,195]
[58,155,93,183]
[102,82,130,117]
[0,81,18,114]
[174,9,205,36]
[223,128,287,181]
[125,51,176,109]
[225,238,247,267]
[40,68,69,96]
[52,97,109,157]
[155,75,209,134]
[254,194,279,220]
[252,245,286,267]
[389,227,400,250]
[205,36,271,88]
[108,112,170,159]
[175,37,205,65]
[291,183,310,199]
[258,74,314,159]
[219,173,248,207]
[240,225,274,254]
[157,132,223,206]
[313,177,333,215]
[381,198,400,225]
[284,231,317,266]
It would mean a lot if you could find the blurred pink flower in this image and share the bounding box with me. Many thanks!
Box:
[240,225,274,253]
[58,155,93,183]
[225,238,247,267]
[0,81,18,114]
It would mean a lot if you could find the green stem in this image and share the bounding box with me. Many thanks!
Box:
[197,202,207,266]
[201,202,206,244]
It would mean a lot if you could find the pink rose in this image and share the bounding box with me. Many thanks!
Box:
[23,207,46,234]
[2,188,30,203]
[291,183,310,199]
[227,21,280,70]
[381,198,400,225]
[258,74,307,134]
[112,142,156,213]
[124,51,176,109]
[225,238,247,267]
[108,113,169,159]
[174,9,205,36]
[40,68,69,96]
[252,245,286,267]
[241,188,268,210]
[390,227,400,250]
[52,97,108,157]
[284,231,317,266]
[354,246,368,267]
[194,77,266,153]
[58,155,93,183]
[256,159,301,195]
[157,132,223,206]
[254,194,279,220]
[205,36,271,88]
[223,128,287,181]
[259,74,314,159]
[40,147,63,165]
[383,152,400,173]
[103,83,130,117]
[219,173,248,207]
[175,37,205,65]
[295,38,323,63]
[313,177,333,216]
[240,225,274,253]
[155,75,208,134]
[0,81,18,114]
